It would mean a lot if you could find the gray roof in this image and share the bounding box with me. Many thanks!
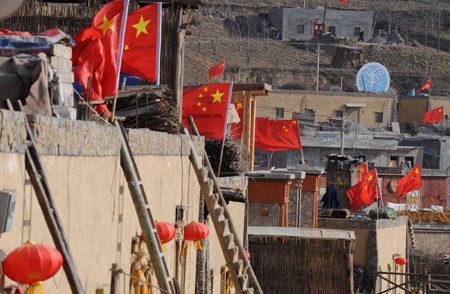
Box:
[248,226,355,241]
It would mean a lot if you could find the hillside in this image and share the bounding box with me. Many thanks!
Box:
[184,3,450,95]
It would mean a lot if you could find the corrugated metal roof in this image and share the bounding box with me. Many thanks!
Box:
[346,103,367,108]
[248,226,355,241]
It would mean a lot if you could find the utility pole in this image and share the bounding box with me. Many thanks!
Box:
[315,44,325,92]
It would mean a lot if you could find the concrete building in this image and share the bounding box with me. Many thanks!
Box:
[268,7,373,41]
[398,95,450,126]
[257,90,396,129]
[319,216,408,293]
[255,136,422,171]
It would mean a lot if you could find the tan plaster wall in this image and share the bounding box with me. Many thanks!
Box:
[398,96,450,126]
[257,92,394,128]
[0,153,206,294]
[319,226,370,266]
[209,202,246,294]
[377,224,407,292]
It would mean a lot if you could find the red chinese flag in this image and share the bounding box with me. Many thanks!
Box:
[209,61,225,80]
[72,0,123,100]
[91,0,124,97]
[73,27,98,45]
[358,163,368,183]
[423,106,444,124]
[182,83,233,140]
[347,169,379,211]
[396,164,421,197]
[231,96,244,140]
[255,117,302,151]
[417,77,431,94]
[121,3,161,83]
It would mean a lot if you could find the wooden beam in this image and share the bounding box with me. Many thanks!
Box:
[171,5,185,120]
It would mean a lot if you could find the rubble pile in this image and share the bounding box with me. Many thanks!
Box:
[397,211,450,224]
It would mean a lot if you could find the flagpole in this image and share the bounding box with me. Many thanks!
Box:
[217,82,234,177]
[295,112,305,164]
[112,0,130,120]
[374,168,383,208]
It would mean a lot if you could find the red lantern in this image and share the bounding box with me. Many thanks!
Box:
[395,257,408,269]
[3,242,63,294]
[184,222,209,251]
[238,251,251,261]
[141,221,176,244]
[340,0,348,2]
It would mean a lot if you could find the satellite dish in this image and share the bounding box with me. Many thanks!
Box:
[0,0,25,21]
[330,86,343,92]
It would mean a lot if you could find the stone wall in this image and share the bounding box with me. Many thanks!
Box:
[288,185,301,227]
[248,202,280,227]
[300,191,313,228]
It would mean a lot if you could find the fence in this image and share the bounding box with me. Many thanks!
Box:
[249,236,353,294]
[376,269,450,293]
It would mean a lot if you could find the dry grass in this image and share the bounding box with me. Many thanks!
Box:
[397,211,450,224]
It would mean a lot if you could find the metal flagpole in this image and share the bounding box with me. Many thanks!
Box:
[375,168,383,208]
[112,0,130,120]
[217,83,234,177]
[295,111,305,164]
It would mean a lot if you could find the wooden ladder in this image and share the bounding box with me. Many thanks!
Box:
[114,120,177,294]
[6,100,85,294]
[183,116,263,294]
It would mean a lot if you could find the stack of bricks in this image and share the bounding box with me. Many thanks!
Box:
[48,44,75,119]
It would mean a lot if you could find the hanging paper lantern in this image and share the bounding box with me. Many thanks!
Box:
[238,251,251,261]
[141,221,176,252]
[3,242,63,294]
[141,221,176,243]
[395,257,407,269]
[340,0,348,2]
[184,222,209,251]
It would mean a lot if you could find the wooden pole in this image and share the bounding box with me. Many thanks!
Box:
[346,241,354,294]
[217,139,226,177]
[112,94,118,121]
[110,263,119,294]
[85,76,92,121]
[171,5,184,120]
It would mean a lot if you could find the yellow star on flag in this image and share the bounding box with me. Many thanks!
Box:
[415,169,419,174]
[124,44,130,51]
[202,107,207,112]
[285,129,289,132]
[236,103,243,110]
[291,120,297,125]
[368,174,374,181]
[198,94,203,98]
[204,87,208,92]
[132,15,151,38]
[439,109,442,112]
[197,102,201,106]
[96,15,115,36]
[212,89,224,103]
[283,126,286,129]
[359,167,365,172]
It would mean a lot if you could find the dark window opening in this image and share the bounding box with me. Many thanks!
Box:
[276,108,284,119]
[405,157,414,168]
[335,110,343,118]
[328,26,336,34]
[354,27,361,36]
[376,112,383,123]
[390,156,399,167]
[306,109,315,114]
[297,25,305,33]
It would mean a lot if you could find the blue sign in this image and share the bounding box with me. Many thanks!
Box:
[356,62,391,93]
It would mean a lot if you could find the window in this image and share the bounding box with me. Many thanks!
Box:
[297,25,305,33]
[306,109,315,114]
[375,112,383,123]
[335,110,343,118]
[328,26,336,34]
[390,156,399,167]
[354,27,361,36]
[276,108,284,118]
[446,115,449,119]
[405,156,415,168]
